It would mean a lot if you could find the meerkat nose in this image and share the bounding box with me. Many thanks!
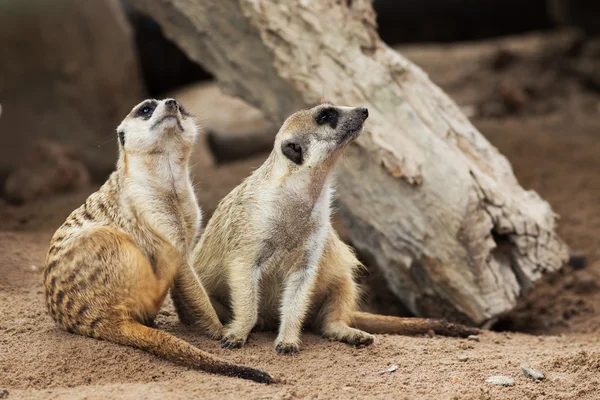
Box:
[165,98,179,111]
[359,107,369,119]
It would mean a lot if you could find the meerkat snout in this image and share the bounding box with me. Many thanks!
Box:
[338,106,368,141]
[150,98,184,131]
[164,98,179,111]
[152,98,185,131]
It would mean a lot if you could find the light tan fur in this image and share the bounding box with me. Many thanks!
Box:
[176,104,478,355]
[43,98,272,383]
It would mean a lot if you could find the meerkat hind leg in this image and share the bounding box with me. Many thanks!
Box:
[79,227,177,325]
[318,275,374,347]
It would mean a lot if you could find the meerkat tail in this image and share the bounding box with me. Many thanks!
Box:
[351,311,479,338]
[106,320,273,383]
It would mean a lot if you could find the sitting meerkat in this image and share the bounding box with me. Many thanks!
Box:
[43,98,272,383]
[174,104,479,355]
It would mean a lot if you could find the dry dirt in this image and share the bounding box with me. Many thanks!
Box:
[2,33,600,399]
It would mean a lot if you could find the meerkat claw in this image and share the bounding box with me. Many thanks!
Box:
[275,342,299,355]
[323,326,375,348]
[220,335,246,349]
[345,333,375,347]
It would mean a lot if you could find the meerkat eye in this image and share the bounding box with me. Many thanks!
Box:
[135,101,157,119]
[118,130,125,146]
[282,140,303,165]
[315,108,339,128]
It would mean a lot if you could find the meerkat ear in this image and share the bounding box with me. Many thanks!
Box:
[118,130,125,147]
[281,139,303,165]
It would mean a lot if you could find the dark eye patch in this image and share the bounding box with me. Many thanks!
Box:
[118,130,125,147]
[315,107,338,128]
[134,100,158,120]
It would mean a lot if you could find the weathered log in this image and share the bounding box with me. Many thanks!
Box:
[131,0,569,325]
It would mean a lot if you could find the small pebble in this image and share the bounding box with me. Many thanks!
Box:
[521,365,545,381]
[451,376,460,383]
[467,335,480,342]
[486,376,515,387]
[0,390,8,399]
[457,354,469,362]
[378,364,398,374]
[458,342,474,350]
[30,265,38,272]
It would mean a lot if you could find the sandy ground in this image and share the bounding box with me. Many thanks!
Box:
[2,33,600,399]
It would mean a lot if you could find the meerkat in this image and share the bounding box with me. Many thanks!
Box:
[174,104,479,355]
[43,98,272,383]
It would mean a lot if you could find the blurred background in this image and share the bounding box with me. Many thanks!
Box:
[1,0,599,332]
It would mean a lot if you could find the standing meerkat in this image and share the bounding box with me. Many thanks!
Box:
[175,104,479,355]
[43,98,272,383]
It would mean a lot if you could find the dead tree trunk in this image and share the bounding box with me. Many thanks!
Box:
[131,0,568,325]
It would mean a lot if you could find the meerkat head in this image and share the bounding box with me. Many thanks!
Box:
[274,104,368,172]
[115,98,198,157]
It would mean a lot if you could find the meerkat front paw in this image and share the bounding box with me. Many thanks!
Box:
[220,329,249,349]
[275,341,299,355]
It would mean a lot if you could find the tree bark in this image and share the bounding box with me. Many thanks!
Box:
[131,0,569,325]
